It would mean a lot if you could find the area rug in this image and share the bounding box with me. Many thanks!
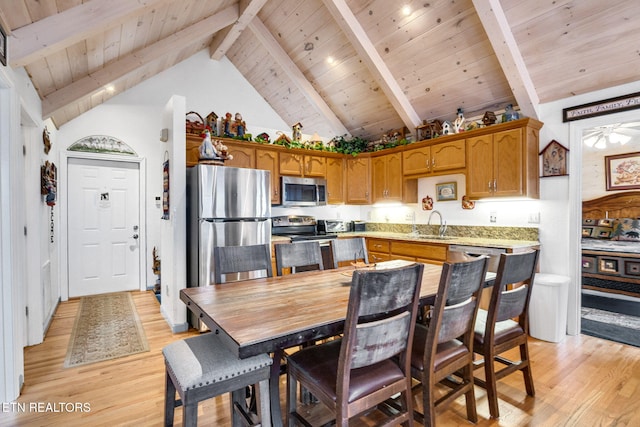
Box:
[64,292,149,368]
[581,306,640,348]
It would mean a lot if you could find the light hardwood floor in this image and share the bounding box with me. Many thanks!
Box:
[1,291,639,426]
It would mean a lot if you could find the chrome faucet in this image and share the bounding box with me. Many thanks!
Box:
[428,210,447,237]
[408,211,419,237]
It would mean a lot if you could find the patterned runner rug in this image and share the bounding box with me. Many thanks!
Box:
[64,292,149,368]
[581,292,640,348]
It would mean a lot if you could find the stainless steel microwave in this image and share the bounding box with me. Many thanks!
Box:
[280,176,327,207]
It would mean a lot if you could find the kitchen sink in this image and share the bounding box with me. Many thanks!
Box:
[413,234,455,240]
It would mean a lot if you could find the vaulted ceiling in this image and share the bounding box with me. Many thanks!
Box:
[1,0,638,141]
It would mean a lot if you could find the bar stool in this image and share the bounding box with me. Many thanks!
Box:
[163,332,273,427]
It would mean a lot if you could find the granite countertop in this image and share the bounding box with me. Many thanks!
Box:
[340,231,539,249]
[271,232,539,250]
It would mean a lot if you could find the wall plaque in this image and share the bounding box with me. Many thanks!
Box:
[563,92,640,122]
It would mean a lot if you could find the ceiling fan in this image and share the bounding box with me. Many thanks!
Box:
[583,122,640,149]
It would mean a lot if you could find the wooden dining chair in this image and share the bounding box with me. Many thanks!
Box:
[330,237,369,269]
[274,240,324,275]
[473,249,540,419]
[285,262,424,426]
[214,243,273,284]
[408,255,489,426]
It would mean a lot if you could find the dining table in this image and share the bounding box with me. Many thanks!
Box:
[179,260,494,425]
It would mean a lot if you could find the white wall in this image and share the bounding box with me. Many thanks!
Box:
[0,65,44,401]
[536,80,640,335]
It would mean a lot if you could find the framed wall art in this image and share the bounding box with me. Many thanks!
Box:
[605,151,640,191]
[436,182,457,201]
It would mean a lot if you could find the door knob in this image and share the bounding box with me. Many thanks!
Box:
[132,234,139,239]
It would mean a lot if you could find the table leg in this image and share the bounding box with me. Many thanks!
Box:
[270,348,285,427]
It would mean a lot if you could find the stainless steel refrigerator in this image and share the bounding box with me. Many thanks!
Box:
[186,165,271,327]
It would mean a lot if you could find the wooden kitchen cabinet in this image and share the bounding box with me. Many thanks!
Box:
[256,148,280,205]
[390,240,447,265]
[279,152,326,177]
[326,157,345,204]
[367,237,448,265]
[372,153,403,202]
[367,238,391,263]
[403,139,465,176]
[466,119,541,199]
[224,141,255,169]
[345,157,371,204]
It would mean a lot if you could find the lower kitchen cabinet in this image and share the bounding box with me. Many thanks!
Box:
[390,241,447,265]
[366,238,447,265]
[367,238,391,263]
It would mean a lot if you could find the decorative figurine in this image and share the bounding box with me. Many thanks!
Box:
[199,129,218,159]
[422,195,433,211]
[503,104,519,122]
[274,132,292,147]
[441,121,453,135]
[233,112,246,138]
[222,112,233,137]
[43,126,51,154]
[462,195,475,210]
[256,132,270,143]
[292,122,303,142]
[206,112,218,136]
[453,108,465,133]
[482,111,497,126]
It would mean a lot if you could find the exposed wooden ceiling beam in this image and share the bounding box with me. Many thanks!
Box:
[41,6,239,120]
[472,0,539,119]
[9,0,172,68]
[322,0,422,132]
[0,7,11,36]
[209,0,267,61]
[247,17,350,138]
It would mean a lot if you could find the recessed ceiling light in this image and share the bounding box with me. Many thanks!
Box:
[402,5,412,16]
[327,56,335,64]
[105,85,115,93]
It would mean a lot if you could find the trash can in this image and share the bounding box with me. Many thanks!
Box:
[529,274,570,342]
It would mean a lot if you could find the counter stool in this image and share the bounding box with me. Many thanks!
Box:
[163,333,272,427]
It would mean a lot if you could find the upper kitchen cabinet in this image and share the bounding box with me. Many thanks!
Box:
[466,119,542,199]
[403,139,465,176]
[372,152,403,202]
[224,141,255,169]
[279,152,326,177]
[326,157,345,204]
[256,148,280,205]
[346,157,371,204]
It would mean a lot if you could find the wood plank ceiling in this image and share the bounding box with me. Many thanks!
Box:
[1,0,638,141]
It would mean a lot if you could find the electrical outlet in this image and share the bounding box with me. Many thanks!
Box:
[405,212,414,221]
[490,211,497,223]
[528,212,540,224]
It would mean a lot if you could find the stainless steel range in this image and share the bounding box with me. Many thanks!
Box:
[271,215,337,267]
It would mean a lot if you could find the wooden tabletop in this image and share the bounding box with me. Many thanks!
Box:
[180,260,444,359]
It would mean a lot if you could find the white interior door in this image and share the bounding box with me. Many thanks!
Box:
[67,158,140,297]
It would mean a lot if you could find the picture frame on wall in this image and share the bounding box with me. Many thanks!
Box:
[436,182,457,201]
[605,151,640,191]
[0,24,7,66]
